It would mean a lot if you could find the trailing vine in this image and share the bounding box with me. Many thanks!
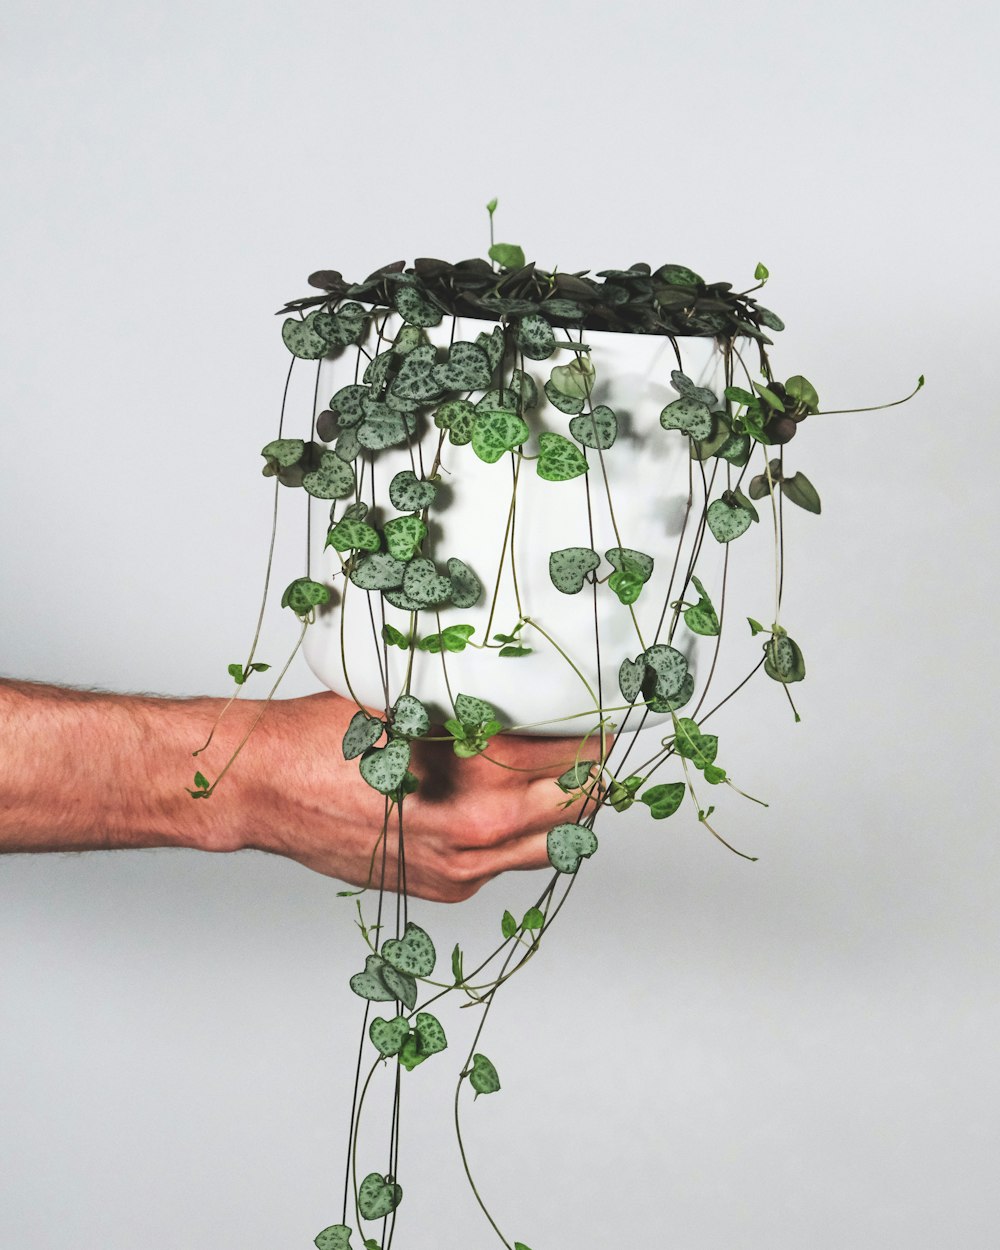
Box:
[190,203,922,1249]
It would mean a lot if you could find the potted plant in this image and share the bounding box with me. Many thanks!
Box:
[190,203,921,1250]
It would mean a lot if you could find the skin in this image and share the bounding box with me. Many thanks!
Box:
[0,679,603,903]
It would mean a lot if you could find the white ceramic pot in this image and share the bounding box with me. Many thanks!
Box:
[303,315,729,735]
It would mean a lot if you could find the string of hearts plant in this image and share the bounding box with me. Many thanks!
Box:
[189,202,922,1250]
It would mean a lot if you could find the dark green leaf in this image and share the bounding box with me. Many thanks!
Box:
[640,782,685,819]
[556,760,598,792]
[468,1053,501,1096]
[672,717,718,769]
[683,575,720,636]
[382,624,410,650]
[780,471,822,514]
[417,624,475,653]
[383,515,427,561]
[537,432,589,481]
[454,692,496,725]
[281,577,330,616]
[327,518,380,552]
[472,410,530,463]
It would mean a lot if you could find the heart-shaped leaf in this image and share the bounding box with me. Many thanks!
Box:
[476,325,505,372]
[537,432,589,482]
[382,921,436,977]
[640,782,686,819]
[716,431,752,466]
[434,399,476,445]
[282,312,331,360]
[454,693,495,725]
[556,760,599,792]
[413,1011,447,1057]
[569,405,618,450]
[516,314,556,361]
[417,623,475,653]
[349,955,397,1003]
[489,241,526,269]
[388,470,438,512]
[356,412,416,451]
[468,1053,501,1096]
[261,438,305,467]
[447,557,483,609]
[546,822,598,873]
[706,494,754,543]
[780,471,821,514]
[350,553,406,591]
[343,710,384,760]
[784,375,820,412]
[641,644,689,701]
[359,739,411,794]
[329,384,369,427]
[313,1223,353,1250]
[303,450,356,500]
[549,357,595,400]
[335,428,361,462]
[670,370,718,407]
[282,577,330,616]
[364,350,394,392]
[472,411,530,464]
[660,397,713,440]
[315,302,366,347]
[369,1015,410,1057]
[380,963,417,1010]
[390,344,443,402]
[764,634,806,683]
[549,546,601,594]
[402,558,452,606]
[509,369,539,409]
[383,515,427,561]
[672,717,718,769]
[646,671,694,713]
[619,657,645,703]
[393,282,442,327]
[327,518,380,552]
[432,341,492,392]
[543,378,585,415]
[606,548,654,581]
[659,264,704,286]
[684,575,720,636]
[358,1173,403,1221]
[389,694,429,739]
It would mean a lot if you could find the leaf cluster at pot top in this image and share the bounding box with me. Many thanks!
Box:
[279,257,785,343]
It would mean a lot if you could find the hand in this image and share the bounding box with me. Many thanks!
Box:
[242,691,610,903]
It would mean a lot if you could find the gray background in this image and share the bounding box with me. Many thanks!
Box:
[1,1,997,1247]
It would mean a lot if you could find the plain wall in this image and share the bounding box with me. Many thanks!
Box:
[1,2,998,1247]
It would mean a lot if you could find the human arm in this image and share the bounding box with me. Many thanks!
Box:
[0,678,600,902]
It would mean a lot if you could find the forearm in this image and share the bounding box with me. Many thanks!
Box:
[0,678,258,855]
